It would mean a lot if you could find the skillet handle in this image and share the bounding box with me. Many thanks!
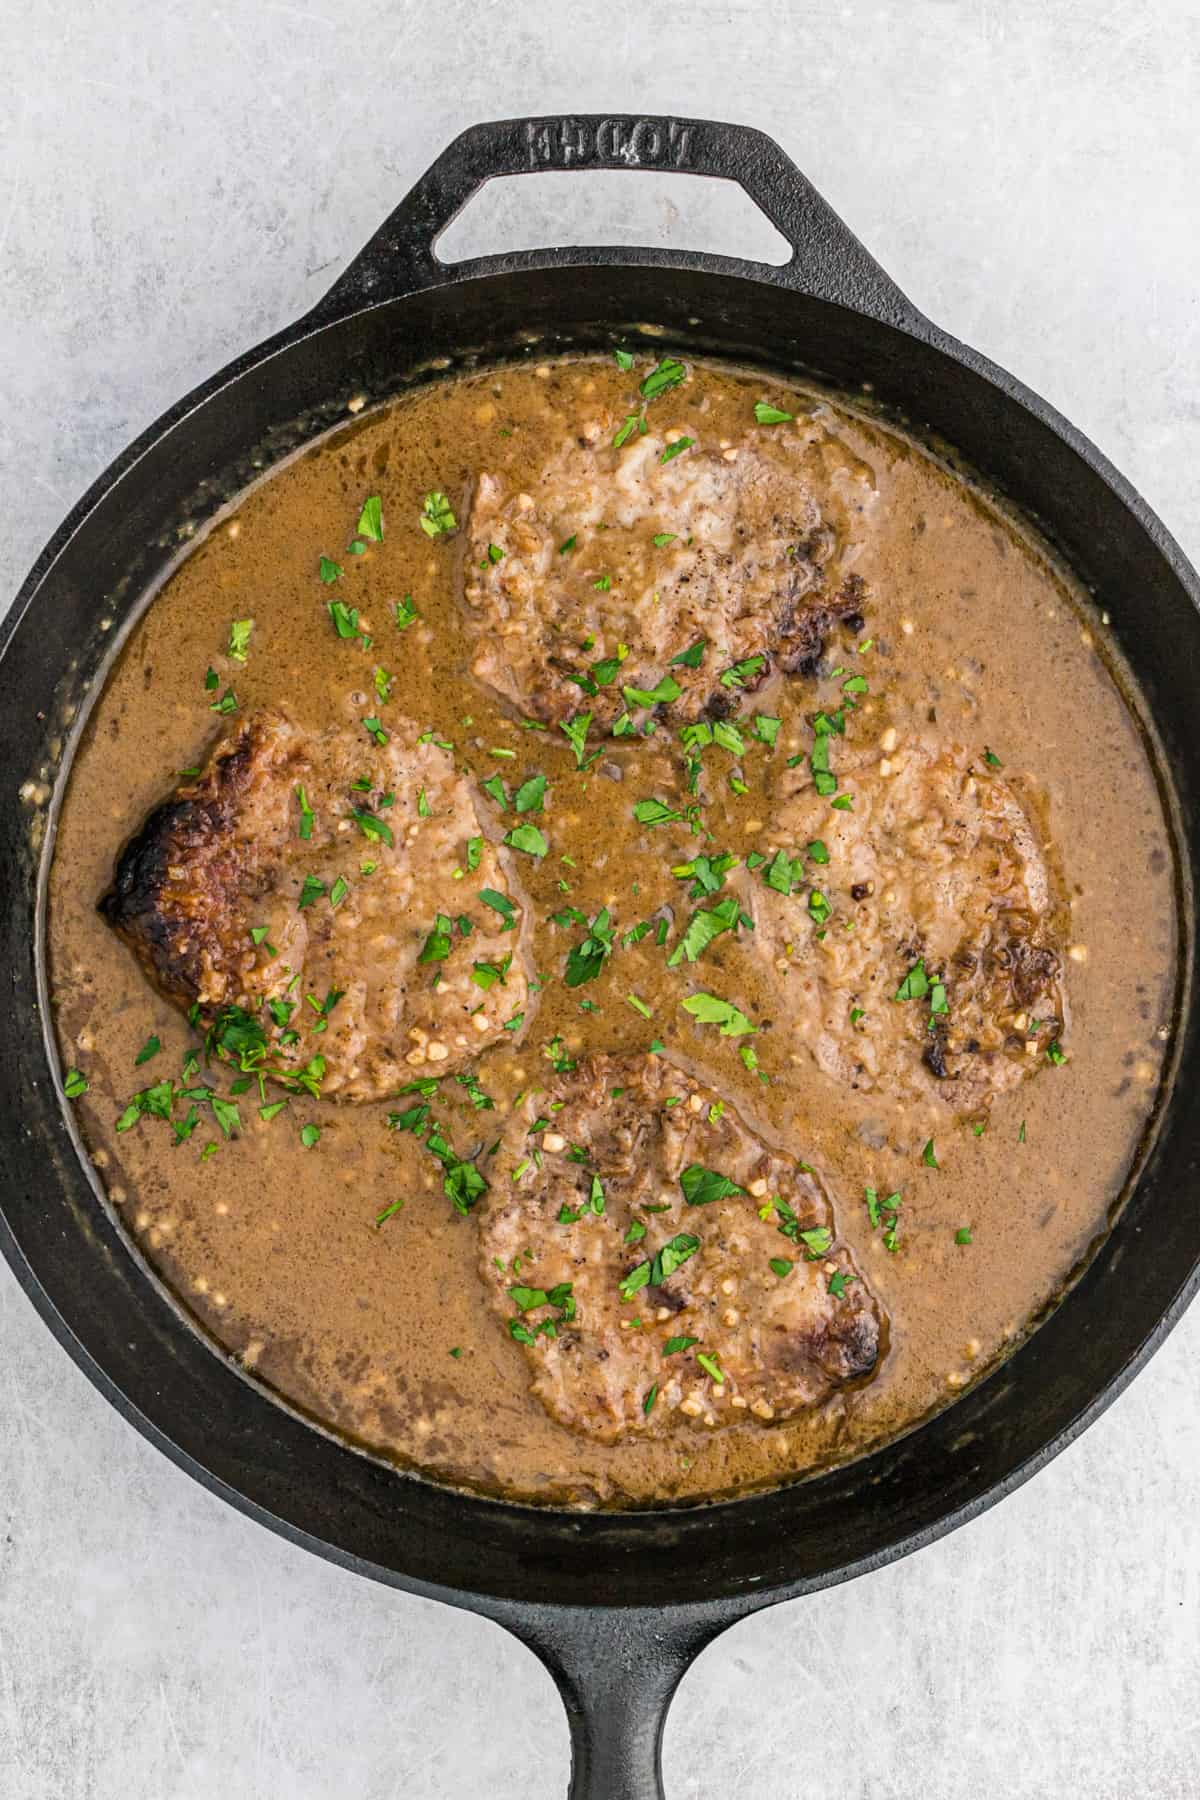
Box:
[495,1602,732,1799]
[307,113,919,327]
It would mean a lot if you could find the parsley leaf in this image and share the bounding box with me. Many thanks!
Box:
[565,908,616,988]
[504,822,548,858]
[668,893,745,967]
[640,357,687,400]
[228,619,253,662]
[479,888,517,930]
[514,773,548,814]
[356,495,384,541]
[420,491,456,537]
[622,674,681,709]
[680,1164,744,1207]
[894,960,930,1002]
[681,991,757,1037]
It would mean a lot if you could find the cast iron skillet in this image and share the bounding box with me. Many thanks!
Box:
[1,115,1197,1798]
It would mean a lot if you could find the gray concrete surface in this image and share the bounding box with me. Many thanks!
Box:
[2,2,1198,1795]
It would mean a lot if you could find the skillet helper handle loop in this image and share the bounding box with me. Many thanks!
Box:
[498,1604,730,1800]
[307,113,920,327]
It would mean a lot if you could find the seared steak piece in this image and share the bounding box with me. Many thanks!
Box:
[464,413,873,726]
[746,726,1066,1115]
[100,711,532,1100]
[480,1053,884,1443]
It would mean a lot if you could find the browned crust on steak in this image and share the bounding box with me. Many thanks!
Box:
[100,710,533,1100]
[101,716,279,1000]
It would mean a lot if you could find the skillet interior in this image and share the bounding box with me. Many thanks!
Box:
[1,251,1196,1614]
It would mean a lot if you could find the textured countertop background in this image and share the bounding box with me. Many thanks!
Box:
[2,3,1198,1795]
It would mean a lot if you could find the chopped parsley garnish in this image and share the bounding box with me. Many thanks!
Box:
[298,875,327,910]
[810,727,836,796]
[374,666,393,702]
[894,959,930,1002]
[613,347,634,370]
[560,711,598,770]
[319,556,343,583]
[828,1270,855,1298]
[680,1164,744,1207]
[865,1186,903,1252]
[471,954,511,991]
[754,401,793,424]
[419,914,454,964]
[613,413,643,449]
[296,786,314,840]
[673,851,739,898]
[1046,1040,1067,1066]
[640,357,687,400]
[696,1352,725,1384]
[328,600,365,642]
[627,993,653,1019]
[63,1068,88,1098]
[955,1227,973,1245]
[504,822,548,858]
[394,594,419,631]
[754,715,781,747]
[558,1173,606,1224]
[135,1036,161,1066]
[209,687,238,715]
[922,1138,939,1169]
[558,535,577,555]
[633,797,684,827]
[623,674,681,708]
[329,876,349,909]
[387,1105,488,1216]
[720,654,766,690]
[513,773,548,814]
[228,619,253,662]
[362,716,388,747]
[670,638,706,668]
[479,888,517,930]
[420,491,457,537]
[660,437,694,464]
[681,991,757,1037]
[300,1122,321,1149]
[643,1383,658,1415]
[769,1256,793,1278]
[350,806,393,847]
[668,894,745,967]
[564,908,616,988]
[619,1231,700,1301]
[984,747,1003,768]
[356,495,383,541]
[653,531,677,548]
[664,1334,698,1356]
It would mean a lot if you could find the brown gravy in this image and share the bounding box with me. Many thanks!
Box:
[48,355,1177,1507]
